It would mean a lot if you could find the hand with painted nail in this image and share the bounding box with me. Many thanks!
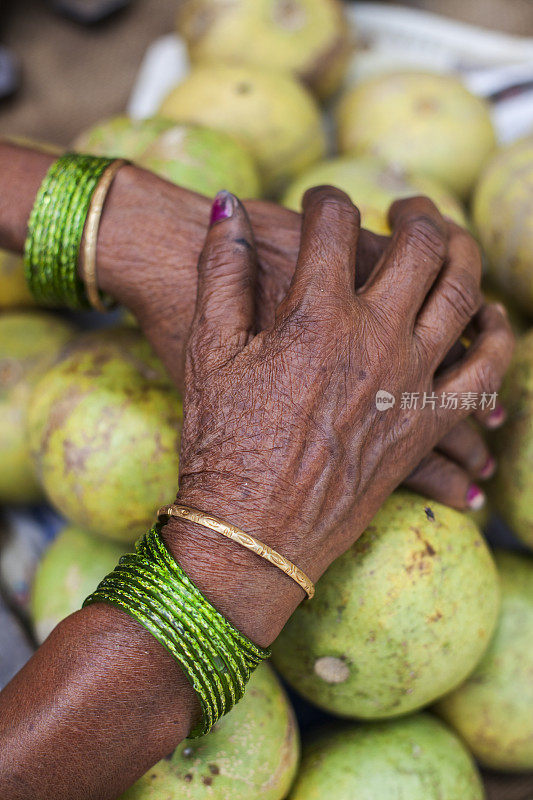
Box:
[0,142,503,514]
[167,187,515,643]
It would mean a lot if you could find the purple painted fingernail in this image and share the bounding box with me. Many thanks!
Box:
[486,404,506,428]
[466,484,486,510]
[479,455,496,480]
[210,190,235,226]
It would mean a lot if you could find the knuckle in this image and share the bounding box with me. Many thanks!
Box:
[316,195,358,228]
[452,226,482,263]
[400,214,447,262]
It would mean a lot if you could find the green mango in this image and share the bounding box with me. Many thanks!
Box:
[30,525,127,643]
[0,312,74,504]
[283,155,467,234]
[73,116,261,198]
[176,0,353,100]
[436,550,533,771]
[491,328,533,547]
[288,713,484,800]
[272,491,499,719]
[160,64,326,196]
[474,136,533,315]
[120,663,300,800]
[28,328,182,543]
[337,71,496,199]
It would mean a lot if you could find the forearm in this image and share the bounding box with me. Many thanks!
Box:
[0,141,302,388]
[0,508,298,800]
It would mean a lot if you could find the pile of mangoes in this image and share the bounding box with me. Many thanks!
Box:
[2,1,533,797]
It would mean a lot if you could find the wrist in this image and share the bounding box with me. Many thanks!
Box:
[160,488,305,648]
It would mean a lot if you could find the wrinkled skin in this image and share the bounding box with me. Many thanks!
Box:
[0,142,503,511]
[0,146,515,800]
[172,188,513,639]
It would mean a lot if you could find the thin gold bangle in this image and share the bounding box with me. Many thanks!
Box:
[80,158,129,312]
[158,504,315,600]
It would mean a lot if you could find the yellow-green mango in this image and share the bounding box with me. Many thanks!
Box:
[120,663,300,800]
[288,714,484,800]
[272,491,500,719]
[176,0,354,100]
[282,155,467,234]
[0,250,35,309]
[28,329,182,543]
[0,312,74,504]
[473,136,533,315]
[73,116,261,198]
[160,64,326,195]
[337,72,496,199]
[491,329,533,547]
[30,525,127,643]
[436,551,533,771]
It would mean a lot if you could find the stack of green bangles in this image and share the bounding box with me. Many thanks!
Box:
[84,523,270,737]
[24,153,114,308]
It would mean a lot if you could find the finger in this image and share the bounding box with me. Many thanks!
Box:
[192,190,257,361]
[289,185,361,301]
[362,196,448,323]
[405,451,486,512]
[475,401,507,429]
[434,303,515,432]
[414,222,483,368]
[436,420,496,480]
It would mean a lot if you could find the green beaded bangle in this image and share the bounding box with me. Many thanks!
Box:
[83,523,270,738]
[24,153,115,309]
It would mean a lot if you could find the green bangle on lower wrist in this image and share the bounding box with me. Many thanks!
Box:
[83,523,270,738]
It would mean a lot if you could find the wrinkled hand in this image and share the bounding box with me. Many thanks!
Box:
[99,167,503,511]
[0,145,506,511]
[169,187,514,642]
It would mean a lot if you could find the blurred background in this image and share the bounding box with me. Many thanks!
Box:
[1,0,532,145]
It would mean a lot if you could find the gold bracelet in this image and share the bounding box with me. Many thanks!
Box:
[80,158,129,312]
[158,504,315,600]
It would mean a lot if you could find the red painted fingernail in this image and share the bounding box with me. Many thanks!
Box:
[466,484,486,510]
[486,404,506,428]
[210,190,235,225]
[479,455,496,480]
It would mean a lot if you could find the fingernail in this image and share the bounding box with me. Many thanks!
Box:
[479,455,497,480]
[493,302,508,317]
[210,190,235,225]
[466,484,486,510]
[486,404,506,428]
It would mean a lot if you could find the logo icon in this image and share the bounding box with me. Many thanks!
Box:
[375,390,396,411]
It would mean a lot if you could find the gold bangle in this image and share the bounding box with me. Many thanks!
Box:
[80,158,129,312]
[158,504,315,600]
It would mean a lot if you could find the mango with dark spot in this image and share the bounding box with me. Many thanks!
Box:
[176,0,354,100]
[30,525,128,643]
[436,550,533,771]
[272,490,499,719]
[337,72,496,199]
[0,312,74,504]
[159,64,326,196]
[288,713,483,800]
[119,663,299,800]
[474,135,533,315]
[491,329,533,547]
[28,329,182,543]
